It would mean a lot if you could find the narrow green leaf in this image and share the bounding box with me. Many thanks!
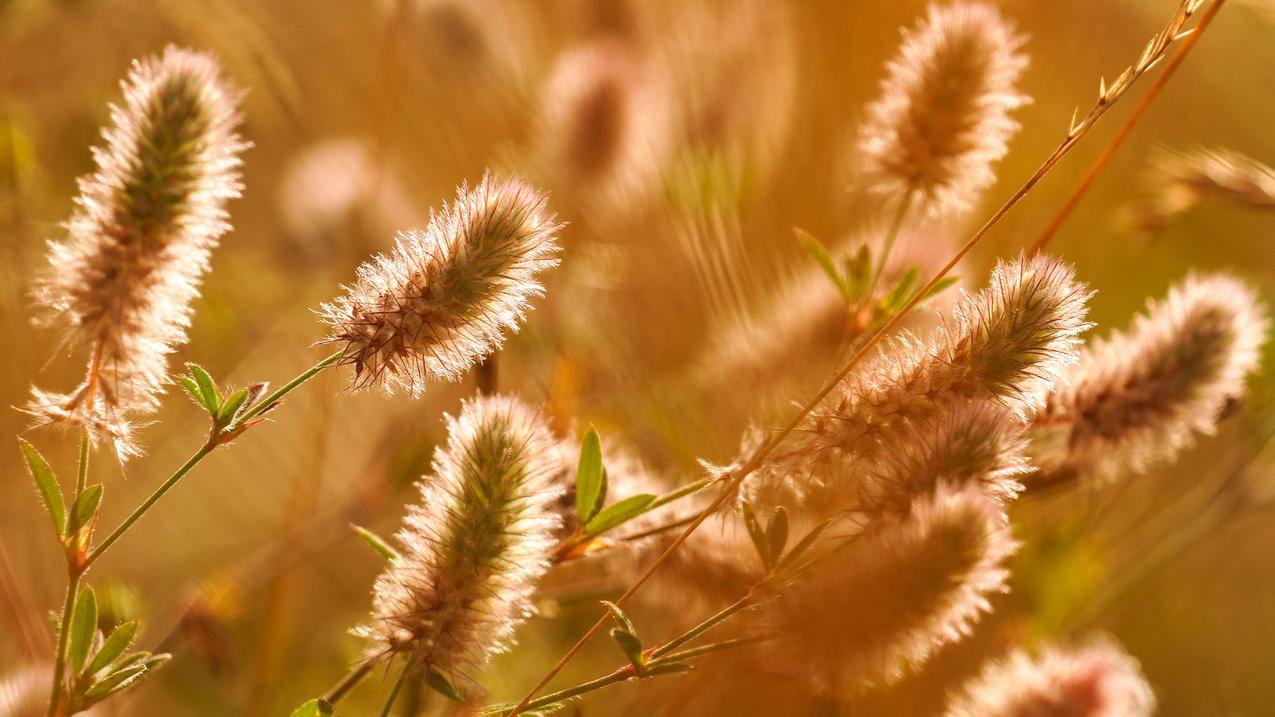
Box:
[600,600,635,635]
[584,494,655,536]
[426,668,463,701]
[18,438,66,536]
[766,507,789,563]
[69,484,104,535]
[741,502,773,570]
[84,620,139,677]
[880,268,919,313]
[289,699,335,717]
[845,245,873,300]
[922,275,961,300]
[575,427,606,522]
[141,653,171,670]
[352,524,399,562]
[796,228,851,299]
[82,664,147,702]
[68,586,98,672]
[217,389,249,424]
[110,651,150,671]
[186,363,221,413]
[777,519,832,572]
[610,628,644,669]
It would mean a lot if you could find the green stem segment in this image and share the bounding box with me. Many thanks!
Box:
[323,654,381,706]
[865,191,914,303]
[48,429,92,717]
[83,350,345,569]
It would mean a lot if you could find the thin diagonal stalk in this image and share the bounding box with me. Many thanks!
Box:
[1030,0,1226,253]
[504,5,1214,714]
[866,191,914,300]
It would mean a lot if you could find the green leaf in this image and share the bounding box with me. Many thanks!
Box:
[82,664,147,703]
[584,494,655,536]
[351,524,399,562]
[426,668,463,701]
[880,268,919,313]
[18,438,66,536]
[922,275,961,300]
[141,653,171,671]
[796,228,850,299]
[288,699,335,717]
[766,507,789,563]
[68,586,98,672]
[575,427,606,522]
[600,600,635,634]
[741,502,773,570]
[186,363,221,413]
[217,389,249,424]
[776,520,832,572]
[84,620,139,677]
[844,245,873,300]
[68,484,104,535]
[177,376,207,411]
[610,628,645,669]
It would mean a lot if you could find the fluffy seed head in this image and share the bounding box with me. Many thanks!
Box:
[320,173,563,396]
[1132,147,1275,231]
[28,46,246,457]
[356,395,563,683]
[1033,273,1268,484]
[946,638,1156,717]
[858,400,1030,517]
[748,254,1091,509]
[767,485,1016,693]
[857,2,1029,217]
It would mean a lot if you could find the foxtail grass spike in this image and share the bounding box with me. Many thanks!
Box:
[27,46,247,459]
[320,172,562,397]
[857,2,1029,217]
[1033,273,1267,484]
[355,395,563,686]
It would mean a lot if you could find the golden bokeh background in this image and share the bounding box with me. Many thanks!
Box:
[2,1,1274,714]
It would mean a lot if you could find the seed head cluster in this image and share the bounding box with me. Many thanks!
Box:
[857,2,1029,216]
[946,638,1156,717]
[321,173,563,396]
[1033,274,1268,484]
[356,396,563,684]
[28,46,246,458]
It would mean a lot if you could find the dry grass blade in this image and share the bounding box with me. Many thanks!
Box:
[503,2,1222,713]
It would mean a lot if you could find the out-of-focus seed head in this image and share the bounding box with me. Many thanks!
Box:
[859,400,1029,517]
[534,39,672,218]
[356,395,563,684]
[748,253,1090,509]
[857,2,1029,217]
[1033,273,1268,484]
[1130,147,1275,232]
[945,638,1156,717]
[320,172,563,397]
[27,46,246,459]
[765,485,1016,694]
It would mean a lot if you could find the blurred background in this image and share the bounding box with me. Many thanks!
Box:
[2,0,1274,714]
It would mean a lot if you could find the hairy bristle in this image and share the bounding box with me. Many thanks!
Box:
[1132,147,1275,231]
[355,395,563,684]
[1032,273,1268,484]
[748,253,1091,509]
[946,638,1156,717]
[27,46,246,458]
[857,1,1029,216]
[320,172,563,396]
[766,485,1016,693]
[858,400,1030,517]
